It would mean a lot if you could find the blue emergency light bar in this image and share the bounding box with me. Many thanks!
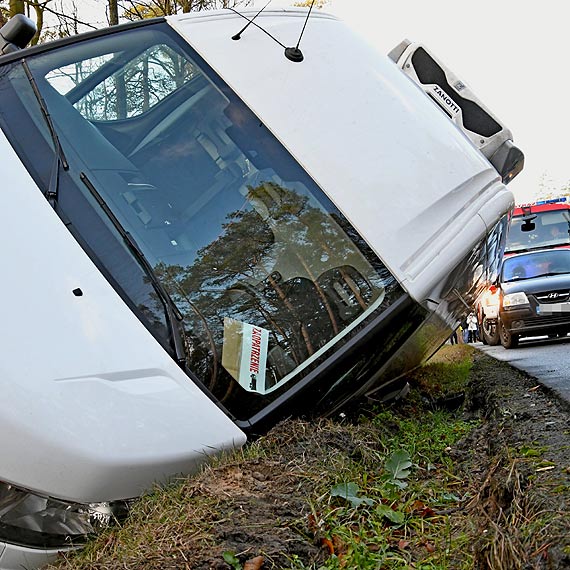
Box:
[534,197,567,205]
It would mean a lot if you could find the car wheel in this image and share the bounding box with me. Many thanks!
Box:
[499,319,519,349]
[482,317,500,346]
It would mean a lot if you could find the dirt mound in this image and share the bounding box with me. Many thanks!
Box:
[192,351,570,569]
[461,352,570,569]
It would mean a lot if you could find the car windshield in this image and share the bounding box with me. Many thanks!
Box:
[0,22,401,420]
[502,249,570,282]
[506,209,570,253]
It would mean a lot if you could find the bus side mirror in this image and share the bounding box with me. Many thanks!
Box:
[489,140,525,185]
[0,14,36,55]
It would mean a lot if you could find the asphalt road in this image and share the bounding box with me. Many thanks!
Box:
[477,335,570,404]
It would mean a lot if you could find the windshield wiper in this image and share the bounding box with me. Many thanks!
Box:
[532,271,570,279]
[79,171,187,366]
[20,60,187,367]
[21,58,68,208]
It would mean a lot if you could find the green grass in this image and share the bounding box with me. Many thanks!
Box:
[50,345,529,570]
[302,406,479,570]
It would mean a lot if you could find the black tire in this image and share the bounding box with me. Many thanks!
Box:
[482,317,500,346]
[499,319,519,349]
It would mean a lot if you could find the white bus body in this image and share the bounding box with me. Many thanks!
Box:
[0,9,520,568]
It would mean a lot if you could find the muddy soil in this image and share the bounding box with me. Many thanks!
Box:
[53,349,570,570]
[199,351,570,569]
[458,351,570,569]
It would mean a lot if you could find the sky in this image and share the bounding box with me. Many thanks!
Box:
[324,0,569,205]
[51,0,569,205]
[312,0,570,205]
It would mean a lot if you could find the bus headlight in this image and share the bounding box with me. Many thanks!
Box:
[0,480,129,548]
[502,292,529,308]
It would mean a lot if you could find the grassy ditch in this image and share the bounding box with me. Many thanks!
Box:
[50,344,570,569]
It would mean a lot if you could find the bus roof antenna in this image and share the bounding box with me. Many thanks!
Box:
[232,0,272,41]
[284,0,315,63]
[229,4,287,52]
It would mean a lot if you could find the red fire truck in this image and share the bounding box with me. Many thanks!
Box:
[477,197,570,345]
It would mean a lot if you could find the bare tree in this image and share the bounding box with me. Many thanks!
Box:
[108,0,119,25]
[8,0,25,17]
[119,0,251,20]
[2,0,95,43]
[1,0,252,43]
[0,3,9,25]
[27,1,51,44]
[293,0,329,7]
[6,0,50,44]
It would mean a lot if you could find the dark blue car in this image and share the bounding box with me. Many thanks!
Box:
[498,249,570,348]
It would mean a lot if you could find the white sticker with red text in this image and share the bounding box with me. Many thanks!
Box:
[222,317,270,394]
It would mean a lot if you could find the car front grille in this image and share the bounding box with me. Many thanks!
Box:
[534,290,570,304]
[522,315,570,327]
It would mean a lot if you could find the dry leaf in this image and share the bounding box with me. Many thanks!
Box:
[307,513,318,533]
[411,500,425,511]
[321,537,334,554]
[419,506,436,518]
[332,534,346,555]
[244,555,264,570]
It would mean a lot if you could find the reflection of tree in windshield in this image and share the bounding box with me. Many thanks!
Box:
[69,45,197,121]
[155,182,387,400]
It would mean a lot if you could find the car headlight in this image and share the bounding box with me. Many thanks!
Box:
[483,291,499,308]
[0,480,129,548]
[502,292,529,308]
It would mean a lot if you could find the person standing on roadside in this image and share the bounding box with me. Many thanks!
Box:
[460,318,468,343]
[449,329,458,344]
[467,312,478,343]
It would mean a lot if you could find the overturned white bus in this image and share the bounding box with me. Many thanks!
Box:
[0,9,522,568]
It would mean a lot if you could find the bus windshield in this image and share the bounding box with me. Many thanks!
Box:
[0,22,401,420]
